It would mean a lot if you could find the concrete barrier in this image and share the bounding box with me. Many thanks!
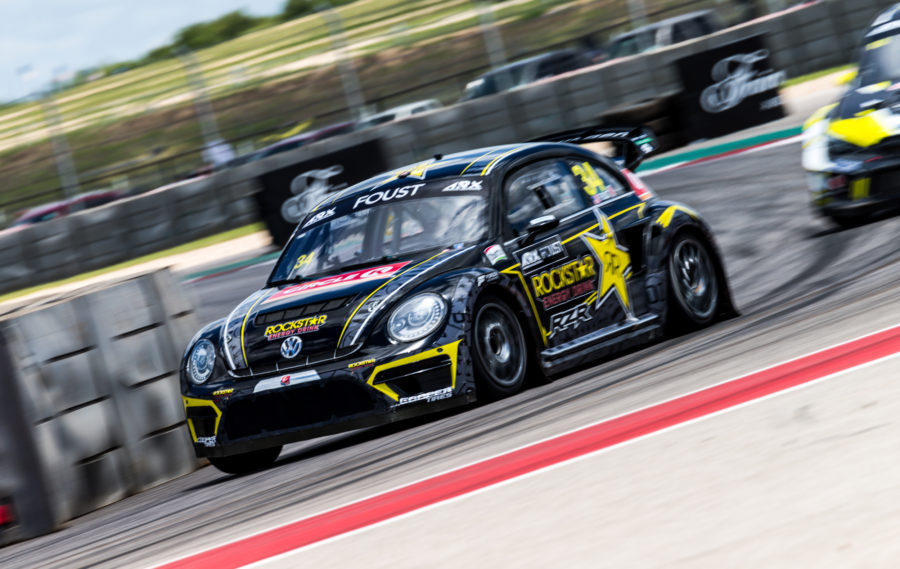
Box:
[0,269,199,545]
[1,0,888,294]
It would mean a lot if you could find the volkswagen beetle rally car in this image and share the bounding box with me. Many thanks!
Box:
[182,126,736,474]
[802,3,900,224]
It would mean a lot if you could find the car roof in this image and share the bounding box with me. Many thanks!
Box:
[313,142,590,211]
[611,10,716,39]
[483,49,581,76]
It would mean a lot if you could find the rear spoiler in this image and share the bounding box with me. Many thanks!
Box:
[532,125,659,171]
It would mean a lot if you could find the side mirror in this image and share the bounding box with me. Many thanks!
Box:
[520,215,559,246]
[836,69,857,86]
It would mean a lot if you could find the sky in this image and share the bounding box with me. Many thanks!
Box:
[0,0,286,102]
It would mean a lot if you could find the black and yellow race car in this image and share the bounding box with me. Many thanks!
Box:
[181,126,736,473]
[803,3,900,225]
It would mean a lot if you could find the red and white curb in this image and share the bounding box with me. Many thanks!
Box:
[154,323,900,569]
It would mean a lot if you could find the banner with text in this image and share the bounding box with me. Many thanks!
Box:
[256,139,388,246]
[676,34,786,141]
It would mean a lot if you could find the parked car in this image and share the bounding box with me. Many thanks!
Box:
[11,189,126,227]
[459,49,593,101]
[606,10,724,60]
[180,125,736,474]
[357,100,443,130]
[229,122,356,166]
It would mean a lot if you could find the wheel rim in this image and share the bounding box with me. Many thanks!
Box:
[474,303,525,388]
[672,237,717,320]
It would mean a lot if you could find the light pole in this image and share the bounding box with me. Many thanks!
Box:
[177,48,234,168]
[626,0,648,29]
[475,2,508,77]
[320,3,367,120]
[39,66,82,202]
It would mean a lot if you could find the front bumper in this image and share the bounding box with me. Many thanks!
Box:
[182,340,474,458]
[808,162,900,220]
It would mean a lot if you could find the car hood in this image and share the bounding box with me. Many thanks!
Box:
[826,82,900,147]
[221,246,482,373]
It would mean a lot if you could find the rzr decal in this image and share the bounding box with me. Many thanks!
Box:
[548,304,593,338]
[580,209,633,318]
[265,262,411,304]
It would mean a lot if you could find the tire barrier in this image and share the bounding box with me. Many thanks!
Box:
[0,269,200,545]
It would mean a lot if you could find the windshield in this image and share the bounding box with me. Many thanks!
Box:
[268,191,488,285]
[858,35,900,85]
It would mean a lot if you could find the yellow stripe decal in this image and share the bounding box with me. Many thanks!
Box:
[367,340,462,401]
[337,250,449,347]
[461,148,503,175]
[240,294,267,367]
[656,205,699,228]
[501,267,550,344]
[182,396,222,442]
[481,146,525,176]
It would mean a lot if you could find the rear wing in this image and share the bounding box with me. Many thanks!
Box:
[532,125,659,171]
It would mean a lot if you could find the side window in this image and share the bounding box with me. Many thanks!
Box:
[505,160,588,235]
[566,159,627,206]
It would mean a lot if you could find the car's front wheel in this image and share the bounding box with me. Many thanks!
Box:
[208,445,282,475]
[666,233,719,330]
[471,297,527,399]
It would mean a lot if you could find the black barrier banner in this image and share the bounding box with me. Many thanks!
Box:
[676,34,786,141]
[256,139,388,245]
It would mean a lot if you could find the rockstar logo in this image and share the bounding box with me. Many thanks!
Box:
[580,210,635,320]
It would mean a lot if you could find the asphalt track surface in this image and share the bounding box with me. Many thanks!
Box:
[3,139,900,568]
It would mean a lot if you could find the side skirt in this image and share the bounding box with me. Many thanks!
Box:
[540,314,661,374]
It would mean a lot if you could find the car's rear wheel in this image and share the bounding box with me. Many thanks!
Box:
[472,297,527,399]
[208,445,282,475]
[667,233,719,330]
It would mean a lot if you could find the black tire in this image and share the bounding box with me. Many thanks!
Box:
[666,233,719,330]
[208,445,282,475]
[471,297,528,399]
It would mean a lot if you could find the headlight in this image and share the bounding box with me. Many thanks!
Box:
[187,339,216,385]
[387,293,447,342]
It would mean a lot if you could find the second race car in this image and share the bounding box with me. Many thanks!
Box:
[802,3,900,224]
[181,126,736,474]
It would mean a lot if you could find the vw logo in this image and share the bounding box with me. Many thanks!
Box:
[280,336,302,359]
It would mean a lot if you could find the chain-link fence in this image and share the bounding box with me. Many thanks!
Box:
[0,0,845,225]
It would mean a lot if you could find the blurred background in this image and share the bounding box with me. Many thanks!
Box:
[0,0,806,229]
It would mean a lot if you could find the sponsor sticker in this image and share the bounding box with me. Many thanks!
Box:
[265,315,327,341]
[399,387,453,405]
[302,207,336,229]
[348,358,376,369]
[196,436,217,448]
[484,245,508,266]
[352,184,425,209]
[254,370,320,393]
[265,262,411,303]
[442,179,483,192]
[515,236,567,272]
